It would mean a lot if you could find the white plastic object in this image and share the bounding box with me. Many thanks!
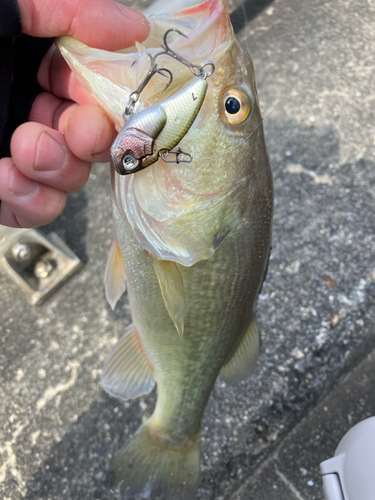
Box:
[320,417,375,500]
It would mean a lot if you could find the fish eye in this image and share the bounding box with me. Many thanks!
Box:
[222,89,250,124]
[225,97,241,114]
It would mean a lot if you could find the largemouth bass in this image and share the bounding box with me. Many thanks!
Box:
[58,0,273,498]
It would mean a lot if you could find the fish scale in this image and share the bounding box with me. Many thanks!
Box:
[112,183,271,438]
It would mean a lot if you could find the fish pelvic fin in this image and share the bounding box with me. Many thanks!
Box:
[220,316,259,384]
[110,422,201,500]
[104,237,126,310]
[101,324,155,399]
[152,257,185,338]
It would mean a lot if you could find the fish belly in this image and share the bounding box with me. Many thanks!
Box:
[112,173,272,440]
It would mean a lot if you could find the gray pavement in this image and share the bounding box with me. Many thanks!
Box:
[230,347,375,500]
[1,0,374,499]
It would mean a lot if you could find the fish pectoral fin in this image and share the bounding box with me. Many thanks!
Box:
[152,258,185,338]
[101,324,155,400]
[220,316,259,384]
[104,237,127,310]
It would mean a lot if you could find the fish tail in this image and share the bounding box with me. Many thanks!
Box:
[110,421,201,500]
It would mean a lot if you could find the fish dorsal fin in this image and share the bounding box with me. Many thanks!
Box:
[152,258,185,338]
[102,324,155,400]
[221,317,259,384]
[104,237,127,310]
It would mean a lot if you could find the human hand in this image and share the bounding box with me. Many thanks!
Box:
[0,0,149,228]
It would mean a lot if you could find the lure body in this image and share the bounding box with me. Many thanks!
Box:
[111,77,207,174]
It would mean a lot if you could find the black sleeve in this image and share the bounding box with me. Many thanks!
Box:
[0,0,22,155]
[0,0,22,37]
[0,0,53,158]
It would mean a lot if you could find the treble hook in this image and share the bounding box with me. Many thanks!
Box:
[124,62,173,117]
[159,29,215,79]
[123,28,215,118]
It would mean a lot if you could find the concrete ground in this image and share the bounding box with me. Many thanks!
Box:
[1,0,374,499]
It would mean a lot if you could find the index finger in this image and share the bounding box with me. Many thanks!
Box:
[37,44,97,105]
[18,0,150,51]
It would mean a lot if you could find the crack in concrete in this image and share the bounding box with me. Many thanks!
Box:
[285,162,333,184]
[0,422,27,496]
[36,361,80,411]
[274,465,307,500]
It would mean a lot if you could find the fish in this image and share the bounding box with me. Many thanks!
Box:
[57,0,273,498]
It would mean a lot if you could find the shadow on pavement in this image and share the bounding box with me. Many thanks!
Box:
[231,0,275,32]
[38,188,89,264]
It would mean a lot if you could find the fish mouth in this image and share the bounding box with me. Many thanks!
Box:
[57,0,232,129]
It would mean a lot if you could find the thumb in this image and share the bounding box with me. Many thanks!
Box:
[18,0,150,51]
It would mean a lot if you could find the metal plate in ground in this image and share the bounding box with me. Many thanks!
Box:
[0,227,83,305]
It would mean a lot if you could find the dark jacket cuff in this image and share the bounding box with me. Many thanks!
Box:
[0,0,22,37]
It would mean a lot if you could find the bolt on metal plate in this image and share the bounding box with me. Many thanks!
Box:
[0,227,83,305]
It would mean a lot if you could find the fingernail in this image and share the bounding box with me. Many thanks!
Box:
[35,131,67,171]
[116,3,147,22]
[10,167,37,197]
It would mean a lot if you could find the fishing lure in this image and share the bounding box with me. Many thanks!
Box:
[110,29,215,175]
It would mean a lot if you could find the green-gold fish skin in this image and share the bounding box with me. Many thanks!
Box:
[58,0,273,498]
